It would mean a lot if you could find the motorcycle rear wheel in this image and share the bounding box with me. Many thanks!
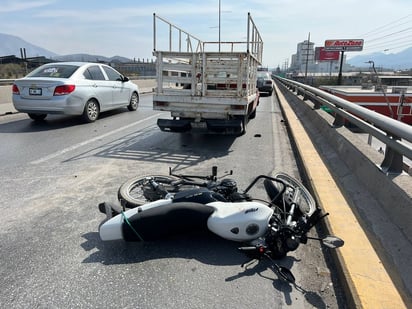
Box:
[274,173,316,217]
[118,175,197,208]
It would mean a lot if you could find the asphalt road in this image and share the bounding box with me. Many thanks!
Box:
[0,94,346,308]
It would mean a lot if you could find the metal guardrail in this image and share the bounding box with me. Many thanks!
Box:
[274,76,412,174]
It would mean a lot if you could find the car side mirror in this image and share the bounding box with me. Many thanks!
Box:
[122,76,129,82]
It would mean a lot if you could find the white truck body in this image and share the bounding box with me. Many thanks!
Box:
[152,13,263,134]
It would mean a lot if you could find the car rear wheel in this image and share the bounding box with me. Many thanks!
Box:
[28,113,47,121]
[128,92,139,111]
[82,99,99,122]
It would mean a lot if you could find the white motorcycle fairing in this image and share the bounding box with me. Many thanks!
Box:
[207,201,274,242]
[99,200,215,241]
[99,200,273,243]
[99,198,174,241]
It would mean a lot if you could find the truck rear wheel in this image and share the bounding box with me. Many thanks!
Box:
[240,118,247,135]
[249,108,256,119]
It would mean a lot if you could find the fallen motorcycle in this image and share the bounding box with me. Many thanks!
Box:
[98,167,344,284]
[116,166,239,209]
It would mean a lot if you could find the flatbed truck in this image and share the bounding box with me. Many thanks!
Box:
[152,13,263,134]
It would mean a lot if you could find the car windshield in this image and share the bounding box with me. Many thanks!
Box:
[27,65,79,78]
[257,72,270,79]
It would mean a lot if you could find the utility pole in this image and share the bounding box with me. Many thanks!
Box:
[218,0,221,52]
[304,33,310,84]
[337,50,344,85]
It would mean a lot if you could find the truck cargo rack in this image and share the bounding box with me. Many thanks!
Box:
[152,13,263,134]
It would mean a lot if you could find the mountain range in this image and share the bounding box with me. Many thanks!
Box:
[1,32,411,69]
[0,33,133,63]
[347,47,412,69]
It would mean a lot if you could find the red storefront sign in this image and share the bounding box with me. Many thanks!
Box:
[324,39,364,51]
[315,47,340,61]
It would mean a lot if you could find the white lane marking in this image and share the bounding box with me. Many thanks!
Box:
[31,113,162,164]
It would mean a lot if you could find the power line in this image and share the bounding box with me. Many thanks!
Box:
[355,14,412,54]
[366,27,412,43]
[366,36,412,49]
[359,14,412,37]
[363,42,412,53]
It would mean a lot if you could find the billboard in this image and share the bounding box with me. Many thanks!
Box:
[315,47,340,61]
[324,39,364,51]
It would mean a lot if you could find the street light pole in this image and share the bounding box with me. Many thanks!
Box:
[337,50,345,85]
[304,32,310,84]
[219,0,221,52]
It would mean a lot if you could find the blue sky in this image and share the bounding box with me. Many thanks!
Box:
[1,0,411,68]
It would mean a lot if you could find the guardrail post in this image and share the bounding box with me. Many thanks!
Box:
[380,135,403,174]
[312,96,321,109]
[332,110,345,127]
[302,92,308,101]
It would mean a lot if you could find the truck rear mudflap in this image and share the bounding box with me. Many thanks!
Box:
[157,118,243,134]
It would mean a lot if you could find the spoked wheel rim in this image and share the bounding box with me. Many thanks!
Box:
[87,101,99,121]
[128,92,139,110]
[118,175,199,208]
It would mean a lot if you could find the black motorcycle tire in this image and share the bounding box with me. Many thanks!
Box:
[118,175,198,208]
[263,179,283,205]
[275,173,316,217]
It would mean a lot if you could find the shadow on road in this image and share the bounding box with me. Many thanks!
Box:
[0,109,130,133]
[81,231,245,266]
[80,231,327,307]
[64,124,237,168]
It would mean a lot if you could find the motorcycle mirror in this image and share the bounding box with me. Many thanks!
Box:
[277,266,296,284]
[322,236,344,248]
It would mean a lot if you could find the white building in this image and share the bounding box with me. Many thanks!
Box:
[290,40,346,74]
[290,40,315,73]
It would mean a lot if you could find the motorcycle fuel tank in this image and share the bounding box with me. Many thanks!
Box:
[207,201,273,241]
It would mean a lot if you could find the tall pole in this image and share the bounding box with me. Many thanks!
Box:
[337,50,344,85]
[218,0,221,52]
[304,32,310,84]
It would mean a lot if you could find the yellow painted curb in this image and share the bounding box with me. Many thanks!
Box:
[275,83,408,309]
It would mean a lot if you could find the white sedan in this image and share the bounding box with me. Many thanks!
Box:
[12,62,140,122]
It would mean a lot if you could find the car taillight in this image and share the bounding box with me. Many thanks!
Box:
[54,85,75,96]
[12,84,20,95]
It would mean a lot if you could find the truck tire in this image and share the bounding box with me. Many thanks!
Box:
[249,108,256,119]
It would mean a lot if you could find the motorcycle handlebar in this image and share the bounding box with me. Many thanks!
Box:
[243,175,288,194]
[168,166,233,182]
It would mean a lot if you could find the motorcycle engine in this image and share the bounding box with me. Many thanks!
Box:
[265,221,301,259]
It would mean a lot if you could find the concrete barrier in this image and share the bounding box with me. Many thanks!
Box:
[0,84,12,105]
[275,81,411,307]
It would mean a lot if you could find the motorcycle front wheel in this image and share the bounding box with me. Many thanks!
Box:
[118,175,197,208]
